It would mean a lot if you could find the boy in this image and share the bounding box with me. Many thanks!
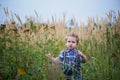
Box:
[46,32,87,80]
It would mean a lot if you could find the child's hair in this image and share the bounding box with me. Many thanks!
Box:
[66,32,79,45]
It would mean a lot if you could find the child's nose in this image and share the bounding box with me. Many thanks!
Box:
[70,42,72,44]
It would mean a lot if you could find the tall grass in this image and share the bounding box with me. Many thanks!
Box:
[0,9,120,80]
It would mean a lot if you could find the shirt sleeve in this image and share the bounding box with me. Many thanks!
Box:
[77,50,83,62]
[55,51,64,62]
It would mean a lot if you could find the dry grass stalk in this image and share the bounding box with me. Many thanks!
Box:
[14,13,22,25]
[34,10,39,18]
[10,12,15,24]
[3,7,9,16]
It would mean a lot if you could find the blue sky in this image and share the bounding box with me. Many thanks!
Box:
[0,0,120,24]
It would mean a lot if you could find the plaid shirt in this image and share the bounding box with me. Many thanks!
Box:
[56,48,83,79]
[57,48,82,68]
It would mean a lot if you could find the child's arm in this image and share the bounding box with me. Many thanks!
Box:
[77,51,87,63]
[46,52,61,64]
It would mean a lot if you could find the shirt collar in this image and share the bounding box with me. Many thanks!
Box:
[65,48,77,53]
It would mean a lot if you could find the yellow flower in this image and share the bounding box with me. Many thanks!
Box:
[18,68,26,75]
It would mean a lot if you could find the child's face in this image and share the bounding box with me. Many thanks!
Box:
[66,36,77,50]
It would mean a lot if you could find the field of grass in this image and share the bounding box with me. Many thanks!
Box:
[0,10,120,80]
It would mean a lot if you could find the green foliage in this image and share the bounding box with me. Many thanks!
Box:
[0,14,120,80]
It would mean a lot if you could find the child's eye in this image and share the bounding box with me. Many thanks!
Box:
[72,41,75,43]
[68,41,71,43]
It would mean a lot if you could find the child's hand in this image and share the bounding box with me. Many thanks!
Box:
[46,52,60,64]
[78,51,87,63]
[46,52,52,58]
[78,51,84,56]
[46,52,56,63]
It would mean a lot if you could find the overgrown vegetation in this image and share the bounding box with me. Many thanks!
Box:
[0,9,120,80]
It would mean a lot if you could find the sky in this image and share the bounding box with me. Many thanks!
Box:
[0,0,120,25]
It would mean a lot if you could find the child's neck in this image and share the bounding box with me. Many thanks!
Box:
[67,48,76,50]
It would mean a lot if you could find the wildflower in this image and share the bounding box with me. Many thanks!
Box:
[18,68,26,75]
